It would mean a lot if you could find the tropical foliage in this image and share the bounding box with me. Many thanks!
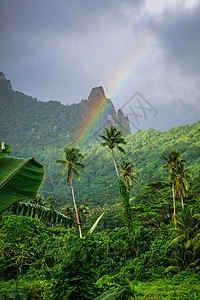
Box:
[165,207,200,273]
[0,143,45,216]
[0,88,200,298]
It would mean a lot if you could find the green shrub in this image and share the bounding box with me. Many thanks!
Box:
[50,260,101,299]
[96,272,137,299]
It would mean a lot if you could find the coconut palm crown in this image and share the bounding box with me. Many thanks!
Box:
[118,160,139,191]
[55,147,86,183]
[99,126,127,177]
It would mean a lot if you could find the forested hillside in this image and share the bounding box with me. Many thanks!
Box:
[39,121,199,207]
[1,71,200,207]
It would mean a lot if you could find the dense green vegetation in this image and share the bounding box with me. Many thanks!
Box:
[1,132,200,299]
[6,120,198,209]
[0,74,200,299]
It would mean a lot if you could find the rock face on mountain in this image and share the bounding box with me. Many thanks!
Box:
[0,72,12,92]
[88,86,106,102]
[87,86,130,135]
[117,109,130,133]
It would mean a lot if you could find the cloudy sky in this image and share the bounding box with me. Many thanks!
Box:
[1,0,200,132]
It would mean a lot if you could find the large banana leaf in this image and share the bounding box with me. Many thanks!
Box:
[93,288,123,300]
[0,157,45,215]
[86,210,106,239]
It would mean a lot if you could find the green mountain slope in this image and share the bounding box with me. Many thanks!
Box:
[66,123,200,207]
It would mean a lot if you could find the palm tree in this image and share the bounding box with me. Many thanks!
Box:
[162,150,183,228]
[117,159,139,229]
[164,207,200,274]
[118,177,133,228]
[175,161,193,209]
[99,126,127,177]
[54,147,86,238]
[118,160,139,192]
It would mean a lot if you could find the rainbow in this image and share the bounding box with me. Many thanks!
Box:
[74,93,110,146]
[74,36,155,146]
[74,8,183,146]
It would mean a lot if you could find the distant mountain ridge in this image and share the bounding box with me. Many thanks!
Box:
[0,71,130,152]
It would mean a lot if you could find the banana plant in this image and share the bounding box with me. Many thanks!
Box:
[0,143,45,215]
[8,202,74,227]
[86,210,106,239]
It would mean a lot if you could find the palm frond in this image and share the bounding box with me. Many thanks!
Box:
[72,167,81,181]
[75,162,86,169]
[193,214,200,220]
[170,234,185,248]
[54,159,66,165]
[116,145,126,154]
[66,170,70,183]
[99,135,109,142]
[188,258,200,268]
[61,165,69,176]
[164,266,181,274]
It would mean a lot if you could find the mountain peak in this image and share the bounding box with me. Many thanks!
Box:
[88,86,106,102]
[0,71,12,90]
[0,72,6,81]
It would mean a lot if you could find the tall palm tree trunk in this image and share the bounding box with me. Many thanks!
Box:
[172,181,177,229]
[111,148,119,177]
[70,174,82,238]
[180,193,184,209]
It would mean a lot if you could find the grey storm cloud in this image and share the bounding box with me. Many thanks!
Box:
[0,0,145,103]
[146,4,200,76]
[0,0,199,132]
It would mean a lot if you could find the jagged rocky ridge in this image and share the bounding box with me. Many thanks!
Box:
[0,72,130,151]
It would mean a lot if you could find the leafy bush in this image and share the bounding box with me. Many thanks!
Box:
[0,278,52,300]
[96,272,137,299]
[50,260,101,299]
[0,216,44,280]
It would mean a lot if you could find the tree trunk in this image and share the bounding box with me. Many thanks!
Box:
[118,178,132,229]
[172,182,177,229]
[111,148,119,177]
[181,193,184,209]
[70,174,82,238]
